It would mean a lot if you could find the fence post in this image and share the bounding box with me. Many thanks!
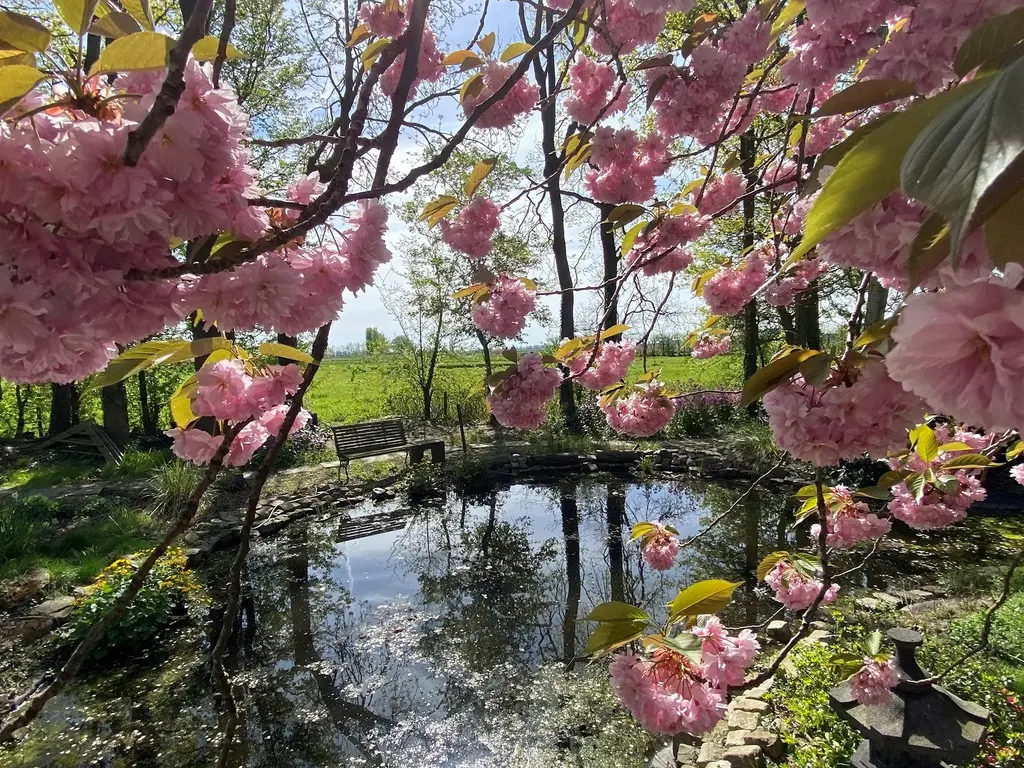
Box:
[456,404,468,454]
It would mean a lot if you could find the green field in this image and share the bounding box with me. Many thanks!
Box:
[305,353,743,425]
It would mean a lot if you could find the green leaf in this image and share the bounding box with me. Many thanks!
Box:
[901,57,1024,255]
[940,453,1000,470]
[464,156,497,198]
[584,601,649,622]
[90,31,174,74]
[501,347,518,363]
[790,81,989,262]
[418,195,459,228]
[661,631,703,663]
[1007,440,1023,460]
[910,423,939,463]
[605,204,646,228]
[668,579,743,621]
[814,78,917,118]
[55,0,102,36]
[799,351,833,386]
[0,64,45,113]
[865,629,883,656]
[804,113,895,195]
[905,472,927,502]
[739,348,823,407]
[476,31,495,57]
[955,6,1024,77]
[854,314,899,350]
[191,35,245,61]
[769,0,805,44]
[757,552,790,583]
[500,41,532,62]
[876,469,911,488]
[584,620,646,656]
[120,0,153,30]
[88,11,143,38]
[258,342,314,364]
[794,485,818,499]
[854,485,893,501]
[0,11,51,53]
[630,522,657,541]
[984,185,1024,268]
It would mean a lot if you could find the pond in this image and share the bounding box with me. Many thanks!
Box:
[3,474,1017,767]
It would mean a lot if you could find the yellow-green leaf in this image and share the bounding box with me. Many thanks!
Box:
[453,283,485,300]
[0,64,44,113]
[668,579,743,620]
[910,423,939,463]
[789,80,989,263]
[605,203,646,228]
[90,31,174,74]
[346,23,370,47]
[55,0,101,35]
[500,41,532,62]
[955,6,1024,77]
[629,522,656,541]
[1006,440,1023,460]
[584,620,646,656]
[940,453,1000,470]
[584,601,649,622]
[361,37,390,68]
[0,11,50,53]
[854,314,899,350]
[170,376,198,428]
[258,342,315,364]
[419,195,459,228]
[562,133,591,180]
[600,323,631,340]
[554,337,583,361]
[120,0,153,31]
[620,221,645,256]
[442,49,476,65]
[465,156,497,198]
[739,348,823,407]
[814,78,918,118]
[460,72,484,104]
[0,48,34,66]
[88,11,143,38]
[162,337,233,365]
[983,179,1024,269]
[191,35,245,61]
[476,30,495,57]
[757,552,790,583]
[769,0,805,44]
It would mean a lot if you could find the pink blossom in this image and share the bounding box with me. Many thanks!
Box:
[585,128,670,204]
[472,275,536,339]
[245,364,304,412]
[850,658,899,706]
[810,486,891,547]
[628,210,709,276]
[696,173,746,216]
[192,359,255,422]
[1011,464,1024,487]
[258,404,311,436]
[565,56,631,125]
[462,61,539,129]
[487,352,561,429]
[764,361,926,466]
[440,197,500,259]
[569,340,636,390]
[225,420,271,467]
[692,335,731,359]
[764,258,827,307]
[165,427,223,465]
[887,471,986,530]
[693,617,760,688]
[358,0,408,37]
[640,523,680,571]
[701,250,771,317]
[381,26,444,96]
[765,560,839,611]
[603,381,676,437]
[886,282,1024,432]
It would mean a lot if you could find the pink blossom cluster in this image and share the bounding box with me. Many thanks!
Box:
[650,9,769,144]
[487,353,561,429]
[440,197,501,259]
[695,173,745,216]
[886,281,1024,433]
[471,275,536,339]
[628,210,709,276]
[1011,464,1024,487]
[763,361,926,466]
[887,471,985,530]
[591,0,694,55]
[568,340,636,390]
[166,360,310,467]
[584,127,670,204]
[565,56,631,126]
[701,250,771,317]
[191,200,392,336]
[639,522,680,571]
[608,620,758,736]
[804,116,847,157]
[358,0,408,37]
[773,196,814,237]
[692,335,731,359]
[462,61,539,129]
[765,560,839,611]
[0,61,260,383]
[381,27,444,96]
[850,658,899,706]
[764,258,827,307]
[810,486,892,548]
[602,381,677,437]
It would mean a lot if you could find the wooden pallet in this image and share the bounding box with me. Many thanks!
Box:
[34,420,123,465]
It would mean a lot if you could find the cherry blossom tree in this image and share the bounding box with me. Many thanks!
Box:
[3,0,1024,756]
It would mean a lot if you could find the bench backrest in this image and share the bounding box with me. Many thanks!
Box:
[331,418,407,458]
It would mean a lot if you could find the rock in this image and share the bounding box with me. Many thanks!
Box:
[727,710,759,731]
[730,698,769,714]
[855,597,881,611]
[0,568,50,609]
[743,678,773,700]
[892,588,934,605]
[370,487,388,501]
[918,584,947,598]
[744,731,784,762]
[725,730,753,748]
[901,597,971,617]
[809,620,830,631]
[765,620,790,642]
[801,629,833,646]
[706,762,732,768]
[697,742,724,766]
[183,532,200,546]
[871,591,902,608]
[13,615,56,643]
[722,745,764,768]
[31,596,75,621]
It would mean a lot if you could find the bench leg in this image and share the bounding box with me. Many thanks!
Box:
[409,446,425,464]
[430,443,445,464]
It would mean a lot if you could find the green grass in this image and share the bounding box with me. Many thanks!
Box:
[0,448,172,492]
[305,353,743,426]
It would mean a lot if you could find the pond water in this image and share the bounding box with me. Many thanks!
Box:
[4,474,1019,768]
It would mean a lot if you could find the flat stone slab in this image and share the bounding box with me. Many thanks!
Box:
[727,709,759,731]
[730,698,769,714]
[722,744,764,768]
[871,591,902,608]
[30,596,75,621]
[744,730,784,762]
[697,741,724,766]
[765,619,790,642]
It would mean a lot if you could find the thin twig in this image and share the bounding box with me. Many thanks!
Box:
[679,459,785,548]
[212,0,236,88]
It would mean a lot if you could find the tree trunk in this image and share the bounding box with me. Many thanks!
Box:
[865,277,888,326]
[48,384,74,436]
[138,370,158,435]
[69,384,80,426]
[102,381,131,448]
[560,488,581,664]
[740,132,760,414]
[776,306,798,346]
[276,333,298,365]
[794,283,821,350]
[15,385,26,438]
[607,482,625,603]
[599,202,619,332]
[422,386,433,422]
[476,330,500,430]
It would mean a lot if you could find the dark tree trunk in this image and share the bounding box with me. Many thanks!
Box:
[69,384,80,426]
[138,370,158,435]
[422,387,433,422]
[276,333,298,365]
[794,283,821,350]
[599,202,619,332]
[48,384,74,436]
[777,306,798,346]
[865,277,888,326]
[102,381,131,447]
[607,482,626,603]
[560,488,581,664]
[476,330,500,430]
[740,133,760,415]
[14,385,26,438]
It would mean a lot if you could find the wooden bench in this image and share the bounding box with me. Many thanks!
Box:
[330,418,445,481]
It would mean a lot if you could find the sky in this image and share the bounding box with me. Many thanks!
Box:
[325,0,705,351]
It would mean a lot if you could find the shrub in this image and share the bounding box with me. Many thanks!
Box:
[664,389,740,438]
[62,548,203,659]
[99,448,171,480]
[150,461,204,518]
[0,495,61,563]
[260,423,332,469]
